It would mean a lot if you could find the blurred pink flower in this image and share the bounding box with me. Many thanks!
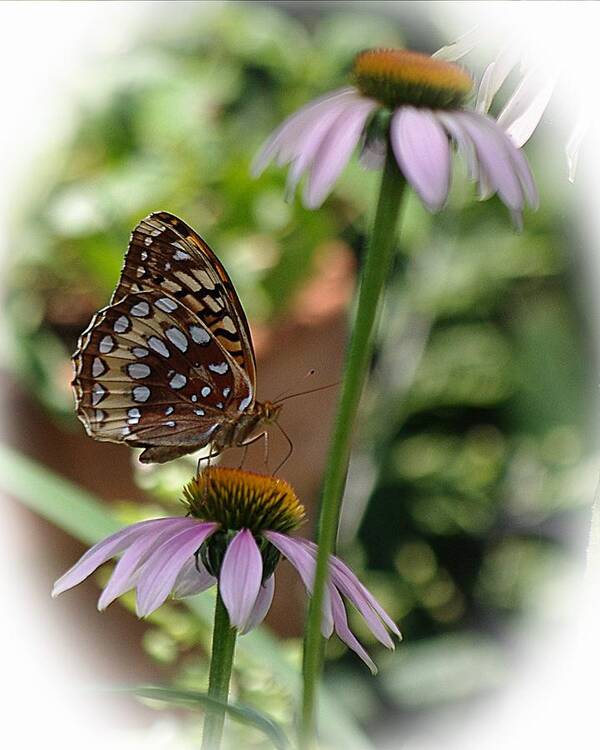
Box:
[435,28,555,151]
[435,26,587,183]
[53,468,400,673]
[253,48,538,226]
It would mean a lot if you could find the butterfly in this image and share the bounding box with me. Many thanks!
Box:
[72,211,282,464]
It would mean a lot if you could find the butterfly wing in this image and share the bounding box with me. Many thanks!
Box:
[72,211,260,463]
[111,211,257,390]
[72,288,254,462]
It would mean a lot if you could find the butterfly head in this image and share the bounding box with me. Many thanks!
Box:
[258,400,283,424]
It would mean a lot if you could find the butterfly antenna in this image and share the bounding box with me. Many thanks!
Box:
[274,379,339,405]
[273,420,294,474]
[272,369,316,403]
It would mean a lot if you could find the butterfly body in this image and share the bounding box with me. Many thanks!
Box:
[72,211,281,464]
[136,399,282,464]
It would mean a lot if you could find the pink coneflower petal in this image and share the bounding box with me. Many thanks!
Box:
[497,70,554,148]
[436,111,494,201]
[506,142,538,209]
[219,529,263,631]
[299,539,399,647]
[330,567,394,647]
[98,517,195,610]
[51,518,191,598]
[251,87,357,177]
[264,531,334,637]
[464,110,538,211]
[475,44,522,115]
[566,113,589,183]
[464,110,537,207]
[285,94,368,199]
[435,112,478,180]
[329,584,377,674]
[451,111,524,211]
[277,90,360,171]
[432,28,478,63]
[135,522,218,617]
[304,97,377,209]
[330,558,401,639]
[239,575,275,635]
[172,556,216,599]
[391,106,451,212]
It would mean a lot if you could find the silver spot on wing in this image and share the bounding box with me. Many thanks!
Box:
[148,336,170,358]
[239,395,252,412]
[99,335,115,354]
[169,373,187,389]
[128,407,141,425]
[165,326,188,353]
[208,362,229,375]
[156,297,178,313]
[132,386,151,403]
[190,325,210,345]
[127,363,151,379]
[113,315,130,333]
[92,358,106,377]
[92,383,107,406]
[131,301,150,317]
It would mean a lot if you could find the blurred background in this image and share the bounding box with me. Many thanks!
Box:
[1,2,599,749]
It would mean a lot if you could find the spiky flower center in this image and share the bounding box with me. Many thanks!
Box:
[183,467,305,535]
[352,48,473,110]
[184,467,304,581]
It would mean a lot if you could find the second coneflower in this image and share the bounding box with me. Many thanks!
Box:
[252,45,543,747]
[253,47,538,225]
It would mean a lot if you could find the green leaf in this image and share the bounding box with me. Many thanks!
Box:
[0,443,120,544]
[117,685,289,749]
[0,443,373,750]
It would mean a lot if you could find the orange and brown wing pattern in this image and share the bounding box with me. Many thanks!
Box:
[72,289,254,462]
[111,211,257,389]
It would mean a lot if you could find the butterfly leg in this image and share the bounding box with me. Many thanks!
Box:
[196,449,220,476]
[262,431,269,469]
[273,420,294,475]
[237,444,249,470]
[238,431,269,470]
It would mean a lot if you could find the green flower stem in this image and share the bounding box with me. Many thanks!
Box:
[201,591,238,750]
[300,146,407,748]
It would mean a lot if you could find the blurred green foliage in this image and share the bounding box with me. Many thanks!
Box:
[8,2,400,415]
[4,2,595,748]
